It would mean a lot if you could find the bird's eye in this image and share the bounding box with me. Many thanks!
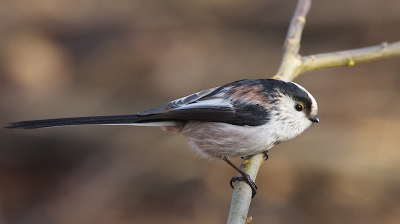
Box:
[295,103,304,111]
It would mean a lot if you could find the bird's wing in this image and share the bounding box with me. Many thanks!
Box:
[137,87,220,115]
[137,81,270,126]
[143,99,269,126]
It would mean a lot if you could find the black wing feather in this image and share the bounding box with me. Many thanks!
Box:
[137,103,269,126]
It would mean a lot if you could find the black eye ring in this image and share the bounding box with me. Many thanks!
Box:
[295,103,304,111]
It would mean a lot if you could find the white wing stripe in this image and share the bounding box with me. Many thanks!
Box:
[171,98,232,110]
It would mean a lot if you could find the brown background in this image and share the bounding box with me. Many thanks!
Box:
[1,0,400,223]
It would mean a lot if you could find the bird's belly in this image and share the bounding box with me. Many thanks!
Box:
[181,122,273,159]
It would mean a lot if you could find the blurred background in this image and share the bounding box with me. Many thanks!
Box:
[1,0,400,223]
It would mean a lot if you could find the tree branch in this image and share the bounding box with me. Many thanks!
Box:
[226,154,264,224]
[274,0,312,81]
[301,41,400,73]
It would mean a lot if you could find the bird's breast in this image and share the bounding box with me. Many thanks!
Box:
[181,121,275,158]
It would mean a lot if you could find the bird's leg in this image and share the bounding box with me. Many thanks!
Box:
[222,156,257,198]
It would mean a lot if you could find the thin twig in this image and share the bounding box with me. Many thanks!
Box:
[274,0,312,81]
[301,41,400,73]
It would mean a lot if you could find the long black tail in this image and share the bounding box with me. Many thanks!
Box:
[5,106,239,130]
[4,115,144,129]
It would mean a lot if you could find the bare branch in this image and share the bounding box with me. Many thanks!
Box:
[274,0,312,81]
[226,154,264,224]
[301,41,400,73]
[285,0,312,42]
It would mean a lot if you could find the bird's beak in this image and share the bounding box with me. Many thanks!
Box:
[309,115,319,123]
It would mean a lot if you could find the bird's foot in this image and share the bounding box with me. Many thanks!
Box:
[230,174,258,198]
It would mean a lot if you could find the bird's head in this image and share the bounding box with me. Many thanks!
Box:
[266,80,319,141]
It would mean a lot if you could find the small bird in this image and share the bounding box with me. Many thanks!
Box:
[5,79,319,197]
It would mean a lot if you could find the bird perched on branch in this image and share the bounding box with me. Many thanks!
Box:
[5,79,319,197]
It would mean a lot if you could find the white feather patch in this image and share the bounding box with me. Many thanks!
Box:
[171,98,232,110]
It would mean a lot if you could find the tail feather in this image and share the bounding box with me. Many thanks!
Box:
[5,115,144,129]
[5,104,238,130]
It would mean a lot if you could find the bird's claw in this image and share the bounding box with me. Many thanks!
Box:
[229,174,258,198]
[262,150,269,161]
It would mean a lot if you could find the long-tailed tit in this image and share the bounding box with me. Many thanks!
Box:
[5,79,319,197]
